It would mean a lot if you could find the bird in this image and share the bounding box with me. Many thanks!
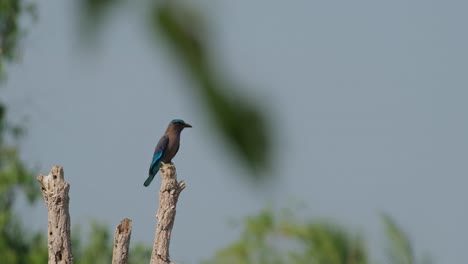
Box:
[144,119,192,187]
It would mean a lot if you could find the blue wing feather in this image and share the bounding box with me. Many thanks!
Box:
[144,136,169,187]
[150,150,163,171]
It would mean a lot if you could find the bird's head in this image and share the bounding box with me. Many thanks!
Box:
[169,119,192,131]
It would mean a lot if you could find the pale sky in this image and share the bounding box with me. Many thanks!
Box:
[5,1,468,263]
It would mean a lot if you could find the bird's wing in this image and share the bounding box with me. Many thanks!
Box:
[149,135,169,175]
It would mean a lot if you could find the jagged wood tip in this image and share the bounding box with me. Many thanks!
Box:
[112,218,133,264]
[37,165,73,264]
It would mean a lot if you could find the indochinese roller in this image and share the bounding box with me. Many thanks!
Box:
[144,119,192,187]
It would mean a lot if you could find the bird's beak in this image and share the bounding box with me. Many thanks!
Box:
[184,123,192,128]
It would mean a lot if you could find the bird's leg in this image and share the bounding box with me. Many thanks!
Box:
[160,161,167,166]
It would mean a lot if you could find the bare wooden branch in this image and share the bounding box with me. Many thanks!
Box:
[150,162,186,264]
[37,165,73,264]
[112,218,133,264]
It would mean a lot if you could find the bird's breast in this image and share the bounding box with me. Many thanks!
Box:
[162,135,181,162]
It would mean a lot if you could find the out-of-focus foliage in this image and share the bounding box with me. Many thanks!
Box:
[203,209,433,264]
[154,3,271,179]
[382,214,434,264]
[71,221,151,264]
[79,0,117,22]
[73,221,112,264]
[0,79,46,263]
[203,209,368,264]
[383,214,414,264]
[77,0,120,47]
[78,0,272,181]
[0,0,36,77]
[0,2,153,258]
[129,242,152,264]
[0,2,47,263]
[0,94,153,263]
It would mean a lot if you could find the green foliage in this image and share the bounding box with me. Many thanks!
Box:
[0,3,152,260]
[382,214,414,264]
[0,0,36,77]
[72,222,112,264]
[0,5,153,256]
[77,0,273,180]
[129,242,152,264]
[0,102,47,263]
[154,3,272,179]
[203,209,367,264]
[204,209,432,264]
[382,214,433,264]
[0,0,21,69]
[71,221,152,264]
[77,0,119,46]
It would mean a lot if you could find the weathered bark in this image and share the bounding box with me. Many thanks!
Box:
[150,162,186,264]
[37,165,73,264]
[112,218,133,264]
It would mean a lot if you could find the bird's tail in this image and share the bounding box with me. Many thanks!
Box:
[144,162,162,187]
[143,174,155,187]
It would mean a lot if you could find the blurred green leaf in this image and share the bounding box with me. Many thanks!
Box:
[75,0,274,180]
[77,0,120,46]
[382,214,435,264]
[382,213,414,264]
[0,2,156,263]
[74,221,113,264]
[0,95,46,263]
[129,242,152,264]
[204,209,369,264]
[206,209,435,264]
[70,221,152,264]
[153,3,272,179]
[0,0,36,78]
[0,0,21,76]
[280,220,367,264]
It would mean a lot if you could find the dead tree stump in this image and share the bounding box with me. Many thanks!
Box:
[37,165,73,264]
[112,218,133,264]
[150,162,186,264]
